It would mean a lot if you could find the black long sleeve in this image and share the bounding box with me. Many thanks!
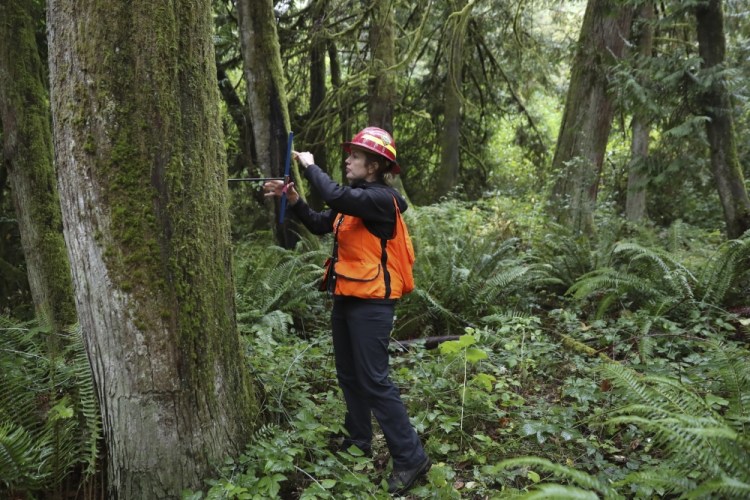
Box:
[290,199,337,235]
[293,164,408,239]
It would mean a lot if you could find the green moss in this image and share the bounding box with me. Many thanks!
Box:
[60,0,259,446]
[1,0,77,330]
[83,135,96,154]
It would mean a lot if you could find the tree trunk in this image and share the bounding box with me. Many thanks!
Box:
[368,0,396,132]
[237,0,303,247]
[0,0,76,332]
[329,40,352,182]
[626,119,649,221]
[305,0,329,210]
[625,3,655,223]
[47,0,258,497]
[436,0,471,198]
[695,0,750,239]
[367,0,411,201]
[547,0,634,234]
[217,66,255,179]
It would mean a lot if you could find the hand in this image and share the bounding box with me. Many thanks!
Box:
[293,151,314,168]
[263,180,299,206]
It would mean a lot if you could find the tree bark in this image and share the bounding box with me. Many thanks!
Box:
[626,119,649,221]
[625,3,655,223]
[0,0,76,332]
[436,0,471,198]
[47,0,258,497]
[547,0,634,234]
[695,0,750,239]
[237,0,303,247]
[329,40,352,182]
[305,0,329,210]
[367,0,411,201]
[368,0,397,132]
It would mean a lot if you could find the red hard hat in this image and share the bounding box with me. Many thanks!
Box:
[343,127,400,174]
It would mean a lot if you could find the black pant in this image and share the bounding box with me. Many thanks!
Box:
[331,297,427,470]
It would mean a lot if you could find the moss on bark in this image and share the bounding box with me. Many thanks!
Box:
[0,0,77,332]
[48,0,259,495]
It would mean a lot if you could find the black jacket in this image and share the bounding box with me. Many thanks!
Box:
[291,164,408,239]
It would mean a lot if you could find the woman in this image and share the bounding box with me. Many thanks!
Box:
[264,127,430,494]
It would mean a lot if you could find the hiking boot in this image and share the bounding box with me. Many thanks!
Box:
[387,456,431,494]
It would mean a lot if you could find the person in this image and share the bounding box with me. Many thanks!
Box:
[264,127,431,494]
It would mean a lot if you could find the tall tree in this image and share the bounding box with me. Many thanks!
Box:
[625,2,656,222]
[436,0,472,198]
[46,0,258,496]
[695,0,750,238]
[214,0,255,180]
[0,0,76,331]
[368,0,397,131]
[367,0,411,200]
[237,0,304,246]
[304,0,330,210]
[547,0,634,234]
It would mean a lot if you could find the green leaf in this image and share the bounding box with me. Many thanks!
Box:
[471,373,496,391]
[528,470,541,483]
[705,394,729,407]
[49,401,74,420]
[466,347,488,363]
[321,479,336,489]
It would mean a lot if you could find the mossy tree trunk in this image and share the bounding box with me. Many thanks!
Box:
[368,0,396,132]
[0,0,76,332]
[626,3,655,223]
[626,119,650,222]
[436,0,471,199]
[695,0,750,239]
[547,0,634,234]
[237,0,303,247]
[46,0,258,497]
[218,66,255,179]
[367,0,410,201]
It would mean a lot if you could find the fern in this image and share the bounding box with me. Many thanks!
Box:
[696,232,750,306]
[0,423,50,488]
[566,240,701,318]
[233,233,330,335]
[529,224,619,290]
[614,467,697,494]
[495,456,623,499]
[684,475,750,499]
[398,204,534,334]
[0,318,101,493]
[519,484,601,499]
[703,343,750,435]
[565,233,750,319]
[599,351,750,494]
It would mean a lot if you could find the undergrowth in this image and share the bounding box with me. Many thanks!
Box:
[190,207,750,499]
[2,201,749,499]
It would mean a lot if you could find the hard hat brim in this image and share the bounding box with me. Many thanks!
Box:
[342,142,401,175]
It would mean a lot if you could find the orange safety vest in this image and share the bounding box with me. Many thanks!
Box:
[325,198,415,299]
